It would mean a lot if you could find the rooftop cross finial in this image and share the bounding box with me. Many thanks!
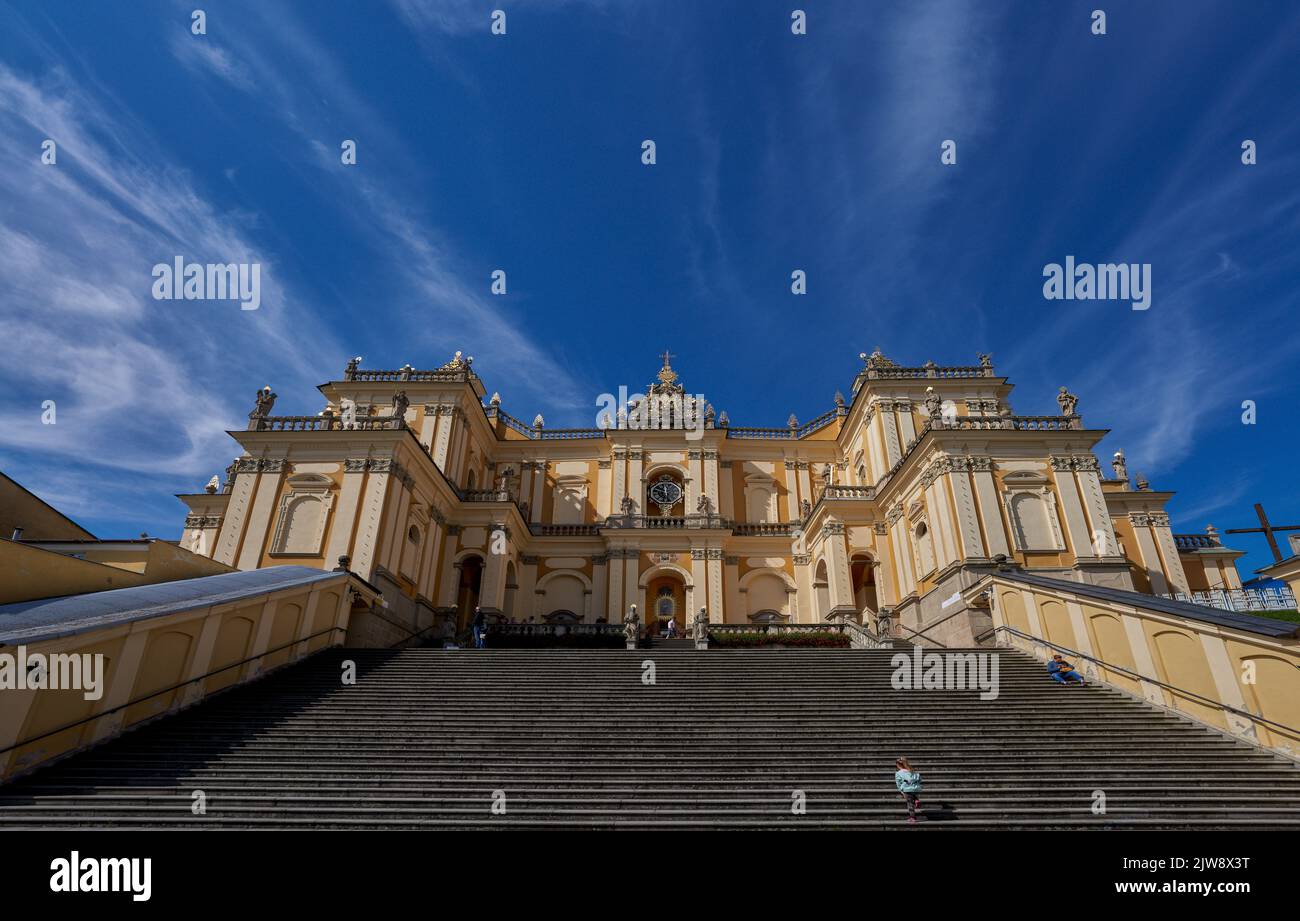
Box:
[656,349,678,385]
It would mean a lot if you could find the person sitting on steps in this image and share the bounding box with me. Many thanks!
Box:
[895,758,923,824]
[1047,653,1084,685]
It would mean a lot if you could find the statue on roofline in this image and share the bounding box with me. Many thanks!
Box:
[391,391,410,428]
[1057,386,1079,416]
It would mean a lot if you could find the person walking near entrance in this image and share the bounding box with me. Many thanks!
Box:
[472,607,486,649]
[895,757,923,824]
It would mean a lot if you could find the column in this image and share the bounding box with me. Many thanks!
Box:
[479,524,507,614]
[325,461,368,569]
[879,401,902,467]
[724,556,742,622]
[623,550,641,619]
[214,462,259,566]
[1075,458,1120,557]
[691,549,709,620]
[436,528,462,607]
[350,464,392,578]
[1130,514,1170,594]
[872,524,898,606]
[1151,513,1191,595]
[597,460,613,517]
[530,461,546,523]
[590,555,608,621]
[607,548,626,618]
[946,460,987,559]
[236,460,286,571]
[686,450,702,510]
[1050,457,1094,558]
[707,549,725,617]
[627,450,644,513]
[896,400,917,448]
[823,519,855,616]
[703,450,720,510]
[970,458,1011,558]
[797,462,812,507]
[719,460,735,518]
[784,462,800,521]
[432,406,455,471]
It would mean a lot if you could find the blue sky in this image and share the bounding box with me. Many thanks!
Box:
[1,1,1297,576]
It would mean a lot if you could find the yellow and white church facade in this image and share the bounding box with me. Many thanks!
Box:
[177,350,1243,647]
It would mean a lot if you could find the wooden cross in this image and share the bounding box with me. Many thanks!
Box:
[1224,503,1300,563]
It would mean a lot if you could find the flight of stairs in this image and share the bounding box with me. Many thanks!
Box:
[2,646,1298,829]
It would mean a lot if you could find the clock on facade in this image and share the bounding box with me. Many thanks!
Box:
[648,476,683,514]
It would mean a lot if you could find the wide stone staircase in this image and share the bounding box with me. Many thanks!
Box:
[2,646,1298,829]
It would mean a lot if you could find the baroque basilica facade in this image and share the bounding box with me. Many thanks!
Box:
[177,350,1243,646]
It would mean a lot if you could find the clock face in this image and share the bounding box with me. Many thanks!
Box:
[648,479,683,508]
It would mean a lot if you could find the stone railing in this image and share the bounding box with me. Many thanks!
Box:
[346,367,475,383]
[461,489,512,503]
[839,618,895,649]
[493,409,605,440]
[946,414,1079,432]
[726,408,840,440]
[794,409,839,438]
[821,485,876,501]
[487,622,622,639]
[250,414,402,432]
[708,623,848,638]
[867,364,991,380]
[732,522,800,536]
[1162,586,1296,613]
[1174,532,1223,551]
[530,524,602,537]
[725,426,792,440]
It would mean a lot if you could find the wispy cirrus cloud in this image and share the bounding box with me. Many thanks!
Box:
[0,55,338,520]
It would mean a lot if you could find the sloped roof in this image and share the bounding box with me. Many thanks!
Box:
[0,566,346,646]
[995,569,1300,638]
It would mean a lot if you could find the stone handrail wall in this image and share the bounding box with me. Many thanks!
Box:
[0,571,371,782]
[976,573,1300,757]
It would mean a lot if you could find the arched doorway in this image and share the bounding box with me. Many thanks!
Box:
[455,555,484,632]
[851,553,878,617]
[644,572,685,633]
